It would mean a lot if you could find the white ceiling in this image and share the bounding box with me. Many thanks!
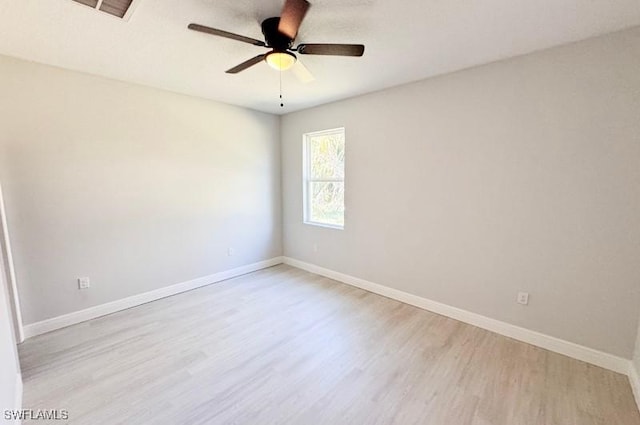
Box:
[0,0,639,114]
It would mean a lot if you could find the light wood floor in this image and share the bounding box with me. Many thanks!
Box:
[19,265,640,425]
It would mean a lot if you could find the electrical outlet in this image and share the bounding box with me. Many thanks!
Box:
[78,277,91,290]
[313,243,318,253]
[227,248,235,256]
[517,292,529,305]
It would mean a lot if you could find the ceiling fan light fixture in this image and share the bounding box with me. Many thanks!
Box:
[188,0,366,77]
[265,51,297,71]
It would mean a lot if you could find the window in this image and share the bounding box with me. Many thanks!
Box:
[303,128,345,229]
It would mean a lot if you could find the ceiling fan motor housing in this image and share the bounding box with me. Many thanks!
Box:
[262,17,294,51]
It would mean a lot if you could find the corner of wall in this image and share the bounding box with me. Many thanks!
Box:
[0,182,24,344]
[632,316,640,412]
[277,112,286,258]
[630,361,640,413]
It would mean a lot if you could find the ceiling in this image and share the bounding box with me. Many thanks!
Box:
[0,0,639,114]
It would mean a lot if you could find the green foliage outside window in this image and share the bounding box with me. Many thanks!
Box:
[305,129,345,228]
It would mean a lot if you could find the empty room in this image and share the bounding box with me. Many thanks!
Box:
[0,0,639,424]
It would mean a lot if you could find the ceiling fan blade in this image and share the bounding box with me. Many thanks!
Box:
[226,54,267,74]
[188,23,265,47]
[292,60,315,83]
[278,0,310,40]
[297,44,365,57]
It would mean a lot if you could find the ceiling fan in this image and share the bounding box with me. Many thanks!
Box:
[187,0,365,79]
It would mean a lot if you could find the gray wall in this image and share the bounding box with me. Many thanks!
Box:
[0,55,282,325]
[635,317,640,372]
[281,28,640,358]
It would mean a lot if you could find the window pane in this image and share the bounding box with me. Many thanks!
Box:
[309,182,344,227]
[309,132,345,179]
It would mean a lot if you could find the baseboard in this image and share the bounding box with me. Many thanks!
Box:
[14,373,22,424]
[19,254,633,379]
[282,256,630,375]
[630,362,640,412]
[23,257,284,339]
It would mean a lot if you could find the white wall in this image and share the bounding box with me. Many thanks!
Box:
[0,247,20,416]
[0,55,282,325]
[281,27,640,358]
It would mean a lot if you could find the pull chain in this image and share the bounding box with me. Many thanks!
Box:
[279,68,284,108]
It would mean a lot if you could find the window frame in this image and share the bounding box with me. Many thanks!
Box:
[302,127,346,230]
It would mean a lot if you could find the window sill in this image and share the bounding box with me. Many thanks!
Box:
[303,221,344,230]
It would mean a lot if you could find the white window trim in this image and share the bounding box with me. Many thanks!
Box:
[303,127,345,230]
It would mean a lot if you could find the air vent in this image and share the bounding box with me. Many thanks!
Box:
[75,0,98,6]
[71,0,135,19]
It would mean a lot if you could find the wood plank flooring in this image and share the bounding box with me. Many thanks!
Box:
[19,265,640,425]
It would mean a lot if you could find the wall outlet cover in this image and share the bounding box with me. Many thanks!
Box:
[78,277,91,289]
[517,292,529,305]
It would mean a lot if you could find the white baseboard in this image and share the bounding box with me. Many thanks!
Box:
[19,254,636,397]
[630,362,640,412]
[283,256,630,375]
[14,373,22,424]
[23,257,283,339]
